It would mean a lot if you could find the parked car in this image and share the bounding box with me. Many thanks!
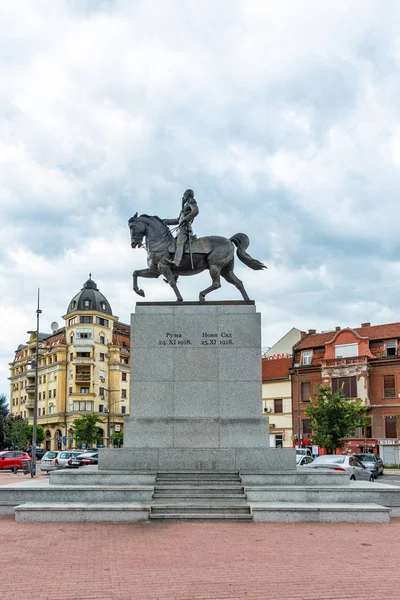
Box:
[296,448,313,457]
[0,450,31,473]
[27,448,46,460]
[69,451,98,467]
[40,450,84,472]
[296,454,314,466]
[354,453,384,477]
[303,454,375,481]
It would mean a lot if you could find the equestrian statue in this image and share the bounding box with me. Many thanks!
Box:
[129,189,266,302]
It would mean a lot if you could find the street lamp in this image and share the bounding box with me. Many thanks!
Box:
[27,288,42,477]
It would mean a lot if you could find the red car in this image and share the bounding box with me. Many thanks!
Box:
[0,450,32,473]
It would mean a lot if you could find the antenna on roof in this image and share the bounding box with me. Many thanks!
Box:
[50,321,59,333]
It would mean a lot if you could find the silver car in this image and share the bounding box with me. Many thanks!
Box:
[296,454,314,466]
[40,450,84,472]
[304,454,375,481]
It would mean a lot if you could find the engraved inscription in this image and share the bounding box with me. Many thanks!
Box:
[158,331,234,346]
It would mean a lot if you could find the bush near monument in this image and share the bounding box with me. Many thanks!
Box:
[305,385,370,455]
[70,414,105,447]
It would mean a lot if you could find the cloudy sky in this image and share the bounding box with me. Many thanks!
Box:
[1,0,400,398]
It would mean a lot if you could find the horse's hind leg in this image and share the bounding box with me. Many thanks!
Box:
[221,263,250,301]
[199,265,221,302]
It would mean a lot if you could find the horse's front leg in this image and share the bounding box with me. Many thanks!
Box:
[133,269,160,297]
[158,261,183,302]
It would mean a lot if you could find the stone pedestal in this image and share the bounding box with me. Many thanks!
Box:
[100,301,295,472]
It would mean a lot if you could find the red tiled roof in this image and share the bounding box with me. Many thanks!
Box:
[296,322,400,350]
[262,357,292,381]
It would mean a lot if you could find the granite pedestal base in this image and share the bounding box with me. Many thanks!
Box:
[99,302,296,473]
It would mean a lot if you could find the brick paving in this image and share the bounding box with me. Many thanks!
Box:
[0,471,47,486]
[0,516,399,600]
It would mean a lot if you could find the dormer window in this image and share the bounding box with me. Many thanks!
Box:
[83,299,91,308]
[302,351,312,366]
[101,302,106,311]
[335,343,358,359]
[384,341,397,358]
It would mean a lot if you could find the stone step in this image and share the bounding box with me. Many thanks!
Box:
[15,502,151,523]
[250,502,390,523]
[155,479,241,485]
[149,513,253,521]
[150,503,251,515]
[154,486,245,494]
[156,472,241,481]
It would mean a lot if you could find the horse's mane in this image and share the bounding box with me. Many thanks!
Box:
[140,214,166,226]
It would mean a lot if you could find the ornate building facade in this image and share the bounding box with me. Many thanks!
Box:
[8,276,130,450]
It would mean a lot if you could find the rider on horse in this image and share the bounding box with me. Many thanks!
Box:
[163,189,199,267]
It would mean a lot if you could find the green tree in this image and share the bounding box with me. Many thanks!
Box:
[0,394,8,416]
[305,385,370,454]
[2,416,30,449]
[111,431,123,447]
[27,425,45,446]
[70,414,105,447]
[0,394,9,449]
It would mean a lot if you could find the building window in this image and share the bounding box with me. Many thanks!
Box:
[54,355,57,362]
[43,391,46,400]
[43,375,46,383]
[99,387,104,396]
[68,317,76,326]
[99,404,104,413]
[383,375,396,398]
[73,401,93,411]
[384,341,397,357]
[38,408,41,416]
[39,376,42,384]
[273,399,283,414]
[100,335,105,344]
[48,390,52,399]
[69,387,72,395]
[332,376,357,398]
[121,389,127,399]
[275,434,283,448]
[101,302,106,311]
[96,317,109,327]
[80,316,93,324]
[301,382,311,402]
[302,419,312,434]
[121,406,126,414]
[385,416,397,438]
[99,353,105,362]
[70,335,73,344]
[122,372,127,381]
[335,343,358,359]
[39,393,42,401]
[76,328,93,339]
[53,389,56,398]
[69,370,73,379]
[80,387,90,394]
[301,351,312,366]
[83,299,91,308]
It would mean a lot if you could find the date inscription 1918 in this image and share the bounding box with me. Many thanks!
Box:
[158,331,234,346]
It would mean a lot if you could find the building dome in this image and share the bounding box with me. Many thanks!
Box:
[67,275,113,316]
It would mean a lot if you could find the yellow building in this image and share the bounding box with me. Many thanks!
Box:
[8,276,130,450]
[262,357,293,448]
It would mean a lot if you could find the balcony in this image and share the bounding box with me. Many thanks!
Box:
[322,356,369,368]
[25,399,34,409]
[26,369,36,378]
[75,374,91,383]
[25,385,35,394]
[72,357,95,365]
[74,339,94,347]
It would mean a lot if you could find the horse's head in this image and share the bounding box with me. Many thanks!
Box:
[128,213,146,248]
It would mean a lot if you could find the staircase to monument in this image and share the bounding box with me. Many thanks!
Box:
[150,471,253,521]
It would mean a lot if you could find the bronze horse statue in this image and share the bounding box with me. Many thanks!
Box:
[128,213,266,302]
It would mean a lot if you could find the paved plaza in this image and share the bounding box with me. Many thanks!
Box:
[0,506,399,600]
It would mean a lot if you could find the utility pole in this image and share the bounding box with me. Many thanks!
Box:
[297,368,301,449]
[104,388,119,447]
[31,289,42,477]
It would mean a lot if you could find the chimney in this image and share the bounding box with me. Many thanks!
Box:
[300,331,307,338]
[335,326,341,332]
[308,329,316,335]
[361,322,371,328]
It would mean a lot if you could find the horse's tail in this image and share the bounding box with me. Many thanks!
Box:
[230,233,266,271]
